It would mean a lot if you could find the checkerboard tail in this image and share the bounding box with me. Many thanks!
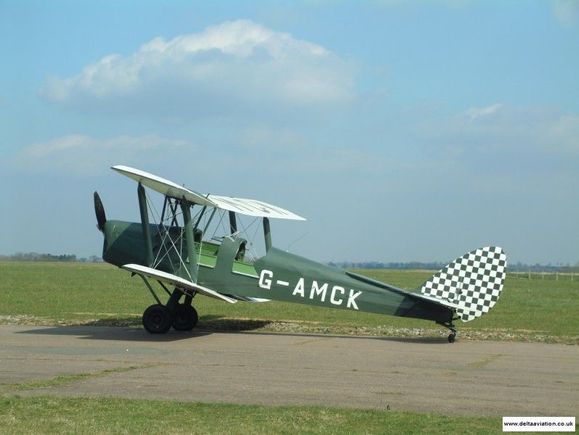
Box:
[419,247,507,322]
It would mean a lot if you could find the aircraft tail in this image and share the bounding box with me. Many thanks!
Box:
[419,247,507,322]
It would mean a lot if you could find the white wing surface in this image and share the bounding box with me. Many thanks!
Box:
[122,263,237,304]
[208,195,305,221]
[112,165,305,220]
[112,165,214,207]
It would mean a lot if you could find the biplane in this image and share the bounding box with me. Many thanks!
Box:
[94,165,507,342]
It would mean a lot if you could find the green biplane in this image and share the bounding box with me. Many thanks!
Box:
[94,165,507,343]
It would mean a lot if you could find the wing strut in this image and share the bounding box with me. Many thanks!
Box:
[263,217,272,252]
[180,200,198,283]
[138,183,154,267]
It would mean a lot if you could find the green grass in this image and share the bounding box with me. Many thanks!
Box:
[0,262,577,343]
[0,396,498,434]
[0,262,573,434]
[12,366,155,391]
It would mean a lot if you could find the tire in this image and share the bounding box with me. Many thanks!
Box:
[172,304,198,331]
[142,304,172,334]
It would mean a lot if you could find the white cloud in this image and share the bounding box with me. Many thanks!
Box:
[421,104,579,156]
[553,0,579,26]
[40,20,354,118]
[17,134,188,174]
[548,113,579,152]
[465,103,503,122]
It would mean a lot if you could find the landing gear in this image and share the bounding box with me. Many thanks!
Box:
[138,275,200,334]
[142,304,172,334]
[172,304,199,331]
[142,288,199,334]
[437,319,458,344]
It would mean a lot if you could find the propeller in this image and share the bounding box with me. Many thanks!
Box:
[94,191,107,232]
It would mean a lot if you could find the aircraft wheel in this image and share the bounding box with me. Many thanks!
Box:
[172,304,198,331]
[448,332,456,343]
[142,304,172,334]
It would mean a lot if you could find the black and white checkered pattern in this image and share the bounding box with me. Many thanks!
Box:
[420,246,507,322]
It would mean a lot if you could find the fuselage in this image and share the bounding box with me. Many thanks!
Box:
[101,219,453,324]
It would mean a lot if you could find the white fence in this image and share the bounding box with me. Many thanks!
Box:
[509,271,576,281]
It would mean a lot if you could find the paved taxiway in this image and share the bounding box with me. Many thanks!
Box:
[0,325,577,416]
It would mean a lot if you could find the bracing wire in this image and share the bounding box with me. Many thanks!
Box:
[140,189,266,277]
[143,191,192,281]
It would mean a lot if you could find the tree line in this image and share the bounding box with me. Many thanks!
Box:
[0,252,101,263]
[329,261,579,273]
[1,252,577,272]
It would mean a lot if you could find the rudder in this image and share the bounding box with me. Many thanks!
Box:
[420,246,507,322]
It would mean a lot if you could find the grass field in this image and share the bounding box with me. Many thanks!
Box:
[0,261,575,433]
[0,261,577,343]
[0,396,499,434]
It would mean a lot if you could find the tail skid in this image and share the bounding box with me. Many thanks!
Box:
[420,246,507,340]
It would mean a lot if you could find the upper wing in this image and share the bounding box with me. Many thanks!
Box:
[208,195,305,221]
[112,165,305,221]
[122,263,237,304]
[112,165,214,207]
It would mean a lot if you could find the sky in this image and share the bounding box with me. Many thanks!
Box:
[1,0,578,265]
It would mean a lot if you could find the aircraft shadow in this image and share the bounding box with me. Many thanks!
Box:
[242,330,450,344]
[16,325,210,342]
[15,316,273,342]
[16,316,449,344]
[17,325,449,344]
[189,318,450,344]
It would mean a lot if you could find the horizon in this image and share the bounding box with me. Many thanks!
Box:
[2,251,577,270]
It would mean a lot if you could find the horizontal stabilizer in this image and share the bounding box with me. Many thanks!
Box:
[408,292,460,310]
[122,264,237,304]
[346,270,458,311]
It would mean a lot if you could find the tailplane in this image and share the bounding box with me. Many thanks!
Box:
[420,246,507,322]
